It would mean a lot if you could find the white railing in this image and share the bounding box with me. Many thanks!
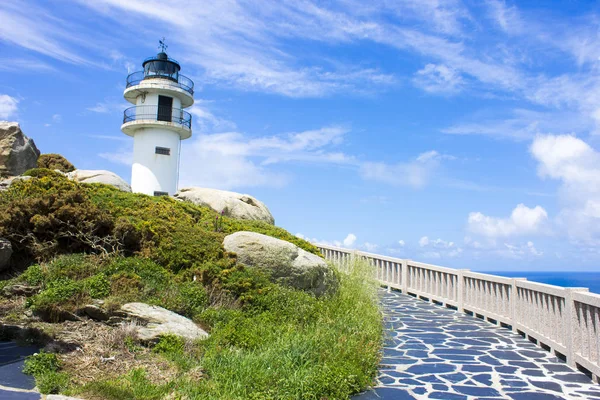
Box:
[317,243,600,381]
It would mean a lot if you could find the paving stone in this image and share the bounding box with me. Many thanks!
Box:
[428,392,467,400]
[353,387,417,399]
[543,363,573,373]
[529,380,563,393]
[405,363,455,375]
[453,385,501,397]
[508,393,565,400]
[489,350,527,361]
[495,366,518,374]
[521,369,546,377]
[553,373,593,383]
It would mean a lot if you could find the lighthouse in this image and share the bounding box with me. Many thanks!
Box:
[121,40,194,196]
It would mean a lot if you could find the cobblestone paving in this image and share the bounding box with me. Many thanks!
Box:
[355,290,600,400]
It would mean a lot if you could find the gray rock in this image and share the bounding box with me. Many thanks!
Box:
[0,121,40,177]
[175,187,274,224]
[0,175,31,191]
[120,302,209,342]
[47,395,85,400]
[66,169,131,192]
[2,284,39,297]
[223,231,337,296]
[79,304,109,321]
[0,238,11,271]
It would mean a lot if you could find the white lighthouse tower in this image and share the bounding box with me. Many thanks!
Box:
[121,40,193,196]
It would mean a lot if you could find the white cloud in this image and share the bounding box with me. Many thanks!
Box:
[189,104,237,132]
[0,94,18,119]
[362,242,379,252]
[99,149,132,165]
[360,150,452,188]
[413,64,464,94]
[530,134,600,243]
[502,241,543,258]
[87,99,127,114]
[52,114,62,122]
[467,204,549,238]
[398,240,405,246]
[442,108,595,141]
[178,126,352,190]
[343,233,357,247]
[0,1,91,65]
[418,238,462,258]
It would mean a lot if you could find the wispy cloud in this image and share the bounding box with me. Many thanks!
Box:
[360,151,454,188]
[0,94,18,119]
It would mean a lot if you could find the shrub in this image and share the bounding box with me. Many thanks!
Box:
[28,277,85,313]
[36,371,70,394]
[22,168,65,179]
[21,264,45,286]
[170,281,208,317]
[153,334,185,355]
[23,351,61,376]
[86,274,111,298]
[0,177,121,263]
[37,153,75,172]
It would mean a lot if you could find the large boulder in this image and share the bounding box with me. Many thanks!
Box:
[120,303,208,342]
[0,121,40,177]
[0,238,12,272]
[175,187,274,225]
[223,231,337,296]
[66,169,131,192]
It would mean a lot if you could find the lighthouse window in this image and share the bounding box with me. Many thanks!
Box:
[155,146,171,155]
[154,191,169,197]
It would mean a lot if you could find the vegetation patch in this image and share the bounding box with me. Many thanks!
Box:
[0,173,382,399]
[36,153,75,172]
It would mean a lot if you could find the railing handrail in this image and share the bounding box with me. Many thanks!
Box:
[316,243,600,381]
[122,105,192,130]
[126,71,194,95]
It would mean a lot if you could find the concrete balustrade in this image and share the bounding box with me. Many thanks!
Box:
[316,243,600,381]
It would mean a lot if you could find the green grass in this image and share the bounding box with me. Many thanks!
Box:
[23,351,69,394]
[74,259,382,400]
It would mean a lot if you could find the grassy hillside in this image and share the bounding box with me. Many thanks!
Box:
[0,174,382,399]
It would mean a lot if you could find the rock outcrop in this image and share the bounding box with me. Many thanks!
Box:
[223,231,337,297]
[0,238,12,272]
[0,175,31,191]
[175,187,274,224]
[66,169,131,192]
[120,302,208,342]
[0,121,40,177]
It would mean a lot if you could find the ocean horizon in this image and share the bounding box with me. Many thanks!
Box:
[481,271,600,295]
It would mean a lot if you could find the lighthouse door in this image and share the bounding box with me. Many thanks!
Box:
[157,95,173,122]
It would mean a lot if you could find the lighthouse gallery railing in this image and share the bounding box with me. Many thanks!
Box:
[123,105,192,130]
[317,243,600,381]
[126,71,194,96]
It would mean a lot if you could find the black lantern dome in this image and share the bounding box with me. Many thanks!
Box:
[142,52,181,82]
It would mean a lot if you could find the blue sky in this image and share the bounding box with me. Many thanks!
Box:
[2,0,600,271]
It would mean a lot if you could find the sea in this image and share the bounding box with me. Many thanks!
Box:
[483,271,600,295]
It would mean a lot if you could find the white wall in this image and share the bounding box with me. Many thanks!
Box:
[135,92,182,109]
[131,127,181,195]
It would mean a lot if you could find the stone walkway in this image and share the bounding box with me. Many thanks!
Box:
[355,290,600,400]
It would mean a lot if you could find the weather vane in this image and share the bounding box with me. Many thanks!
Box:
[159,37,168,53]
